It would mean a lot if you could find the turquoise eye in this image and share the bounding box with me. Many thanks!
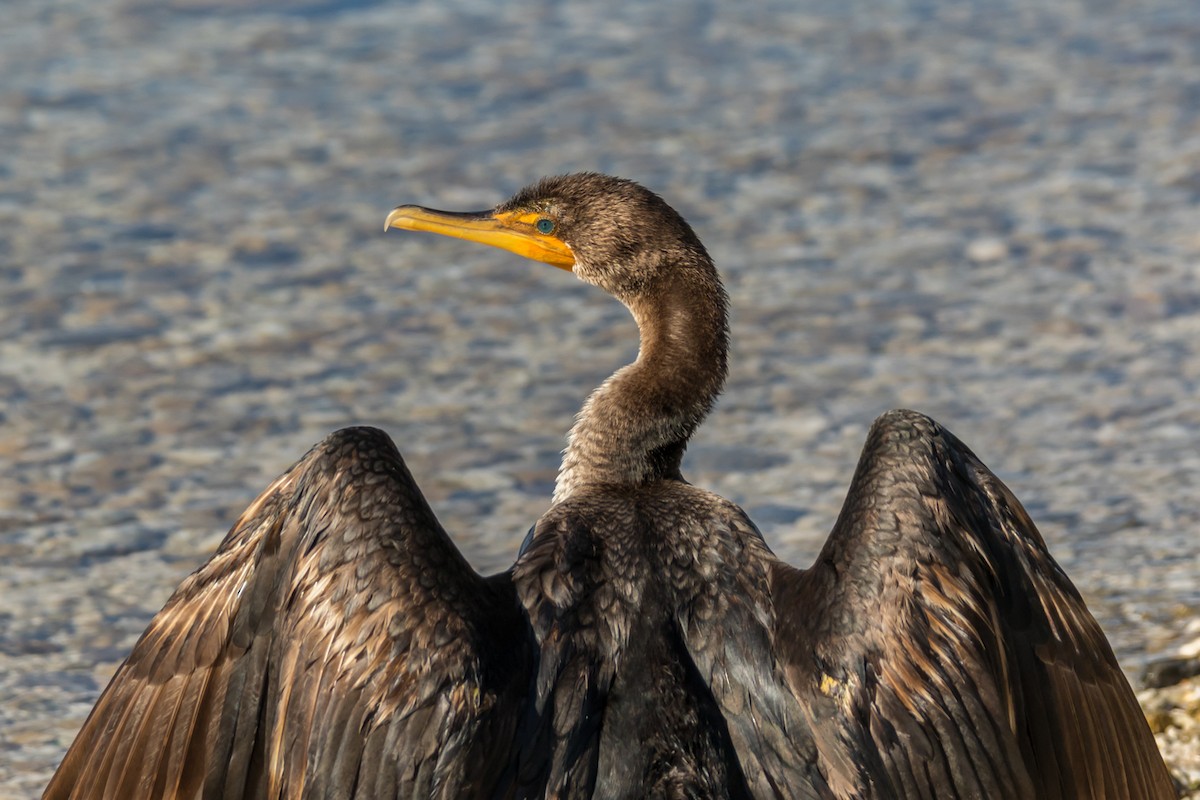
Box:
[536,218,555,235]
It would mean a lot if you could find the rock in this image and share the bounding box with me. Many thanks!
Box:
[965,237,1009,263]
[1144,656,1200,690]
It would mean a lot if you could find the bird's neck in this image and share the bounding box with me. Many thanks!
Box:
[553,277,728,503]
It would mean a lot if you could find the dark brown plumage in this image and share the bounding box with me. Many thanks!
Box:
[45,173,1175,799]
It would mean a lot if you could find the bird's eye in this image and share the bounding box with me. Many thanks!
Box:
[536,218,556,235]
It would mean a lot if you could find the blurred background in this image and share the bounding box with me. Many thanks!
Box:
[2,0,1199,794]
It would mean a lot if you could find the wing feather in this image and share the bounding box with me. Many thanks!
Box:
[44,426,534,800]
[772,409,1174,799]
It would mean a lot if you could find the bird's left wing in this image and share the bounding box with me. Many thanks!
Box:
[45,427,534,800]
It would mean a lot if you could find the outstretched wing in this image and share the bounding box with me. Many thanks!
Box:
[772,409,1175,799]
[45,426,534,800]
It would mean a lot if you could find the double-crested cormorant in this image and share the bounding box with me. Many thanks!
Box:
[46,173,1174,799]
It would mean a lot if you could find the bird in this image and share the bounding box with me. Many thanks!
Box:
[44,172,1175,799]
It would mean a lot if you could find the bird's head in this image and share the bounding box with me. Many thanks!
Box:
[386,172,712,303]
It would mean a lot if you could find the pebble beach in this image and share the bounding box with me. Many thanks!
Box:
[2,0,1199,794]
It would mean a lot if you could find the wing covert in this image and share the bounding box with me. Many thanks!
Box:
[45,426,533,800]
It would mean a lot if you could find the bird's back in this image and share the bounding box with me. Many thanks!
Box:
[511,481,828,800]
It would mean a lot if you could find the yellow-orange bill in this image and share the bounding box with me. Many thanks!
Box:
[385,206,575,271]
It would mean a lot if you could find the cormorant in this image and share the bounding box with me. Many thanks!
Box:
[45,173,1175,799]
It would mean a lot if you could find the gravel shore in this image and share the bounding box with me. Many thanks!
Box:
[2,0,1198,795]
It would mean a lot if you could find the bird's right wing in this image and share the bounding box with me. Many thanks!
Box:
[44,426,534,800]
[770,409,1175,799]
